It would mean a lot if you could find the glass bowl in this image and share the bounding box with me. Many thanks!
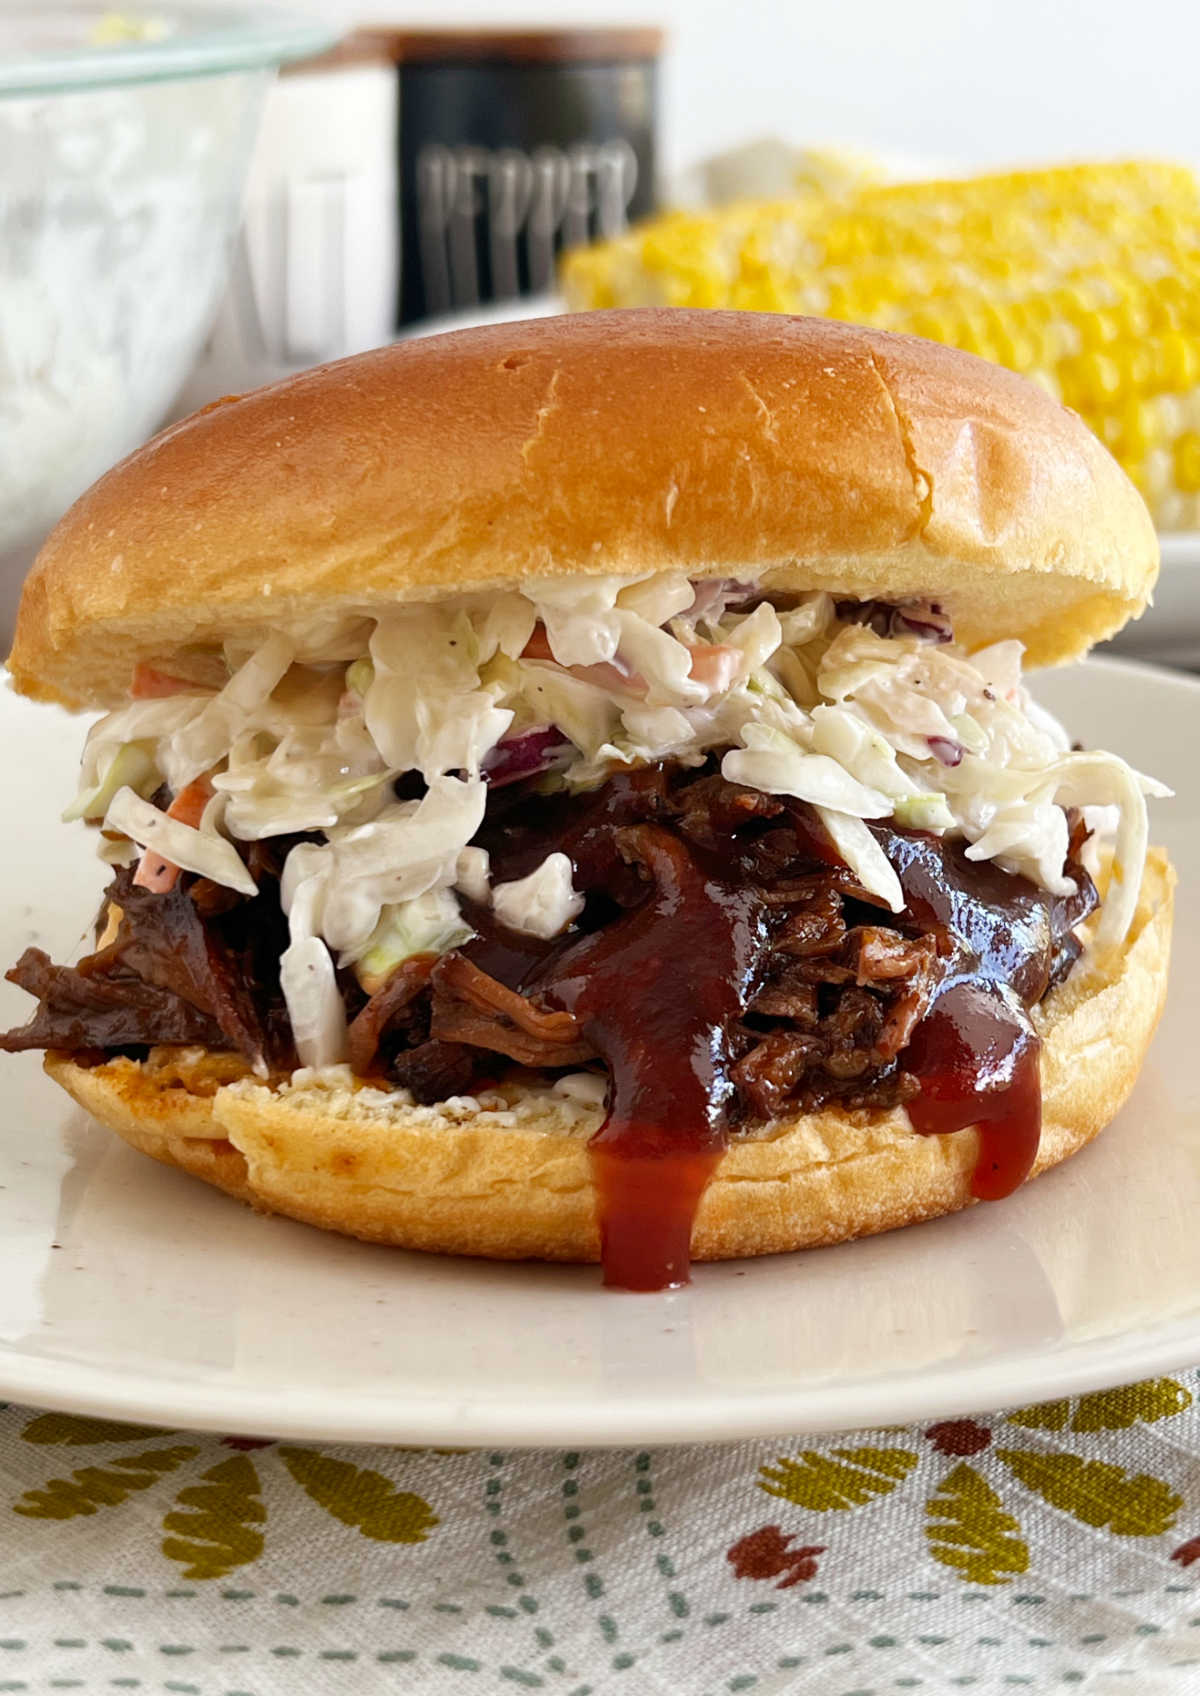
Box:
[0,6,334,639]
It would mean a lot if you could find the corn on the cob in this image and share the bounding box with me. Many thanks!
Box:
[561,162,1200,530]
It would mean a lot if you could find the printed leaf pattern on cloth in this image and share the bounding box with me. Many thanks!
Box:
[161,1454,267,1580]
[1005,1398,1072,1432]
[924,1461,1030,1584]
[733,1378,1195,1592]
[9,1423,441,1571]
[19,1413,174,1445]
[1070,1380,1194,1430]
[1008,1379,1193,1433]
[996,1450,1182,1535]
[13,1445,201,1521]
[759,1446,918,1510]
[1,1375,1199,1694]
[278,1447,439,1543]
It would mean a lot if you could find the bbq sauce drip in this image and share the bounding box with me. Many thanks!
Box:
[902,981,1043,1201]
[468,770,1095,1291]
[864,823,1082,1202]
[526,826,770,1291]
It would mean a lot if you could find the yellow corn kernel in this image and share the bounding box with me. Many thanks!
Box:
[1159,331,1200,391]
[561,159,1200,526]
[1174,430,1200,493]
[1118,397,1160,460]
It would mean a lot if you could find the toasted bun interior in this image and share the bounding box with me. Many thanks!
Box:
[45,847,1173,1265]
[10,310,1157,709]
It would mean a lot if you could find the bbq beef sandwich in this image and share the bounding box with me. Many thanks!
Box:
[2,311,1174,1290]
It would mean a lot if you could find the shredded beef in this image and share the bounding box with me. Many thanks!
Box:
[2,946,226,1052]
[391,1038,482,1101]
[0,858,296,1071]
[429,953,594,1069]
[102,873,277,1068]
[672,774,781,852]
[749,972,820,1024]
[0,757,1099,1128]
[735,914,941,1113]
[346,954,437,1077]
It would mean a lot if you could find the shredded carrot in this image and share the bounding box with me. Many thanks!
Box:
[521,622,645,695]
[131,663,195,699]
[685,642,743,692]
[132,775,215,893]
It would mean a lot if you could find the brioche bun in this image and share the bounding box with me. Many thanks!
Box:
[45,849,1173,1264]
[14,310,1171,1268]
[9,310,1157,709]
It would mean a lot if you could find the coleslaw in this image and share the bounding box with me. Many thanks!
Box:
[74,574,1168,1066]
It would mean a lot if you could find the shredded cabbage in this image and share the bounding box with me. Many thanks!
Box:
[455,847,492,904]
[619,572,695,628]
[78,694,208,794]
[280,936,347,1070]
[366,606,513,775]
[72,577,1169,1065]
[104,787,257,896]
[527,574,630,666]
[815,807,904,912]
[63,740,158,823]
[493,852,585,940]
[517,664,618,757]
[808,706,920,802]
[724,602,783,673]
[291,777,488,961]
[892,793,958,833]
[477,593,538,663]
[167,631,296,789]
[722,724,892,816]
[355,887,475,990]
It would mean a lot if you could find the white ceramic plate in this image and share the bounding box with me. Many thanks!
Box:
[0,656,1195,1446]
[1106,535,1200,670]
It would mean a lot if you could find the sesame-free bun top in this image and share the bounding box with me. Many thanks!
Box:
[9,310,1158,709]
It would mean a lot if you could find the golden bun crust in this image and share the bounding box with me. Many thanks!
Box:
[46,848,1173,1264]
[11,310,1156,709]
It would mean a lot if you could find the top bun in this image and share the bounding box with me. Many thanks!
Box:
[9,309,1158,709]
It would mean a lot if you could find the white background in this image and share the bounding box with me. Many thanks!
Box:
[298,0,1195,180]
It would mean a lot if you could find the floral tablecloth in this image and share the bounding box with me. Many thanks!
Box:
[5,1377,1200,1694]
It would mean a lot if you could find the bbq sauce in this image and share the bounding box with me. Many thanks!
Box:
[3,754,1096,1286]
[560,813,1083,1285]
[472,772,1095,1291]
[865,823,1070,1202]
[902,980,1043,1200]
[528,825,770,1290]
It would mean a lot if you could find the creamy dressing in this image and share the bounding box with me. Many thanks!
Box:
[72,574,1167,1067]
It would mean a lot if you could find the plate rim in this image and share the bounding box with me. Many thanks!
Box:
[0,652,1194,1447]
[1157,532,1200,568]
[8,1306,1200,1448]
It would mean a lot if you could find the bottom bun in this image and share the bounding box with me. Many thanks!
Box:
[47,848,1174,1264]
